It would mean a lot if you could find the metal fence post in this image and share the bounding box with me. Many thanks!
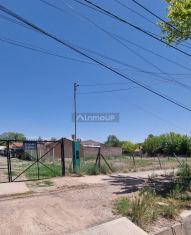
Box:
[36,143,40,180]
[6,140,12,182]
[61,138,65,176]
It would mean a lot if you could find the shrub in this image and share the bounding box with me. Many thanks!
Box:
[115,188,158,227]
[177,161,191,190]
[115,187,181,228]
[161,204,178,219]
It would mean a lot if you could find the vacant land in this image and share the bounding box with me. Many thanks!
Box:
[0,170,171,235]
[1,155,191,182]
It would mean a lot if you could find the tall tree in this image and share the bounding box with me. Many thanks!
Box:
[160,0,191,44]
[0,132,26,141]
[105,135,122,147]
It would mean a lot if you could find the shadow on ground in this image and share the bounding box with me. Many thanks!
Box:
[104,175,175,195]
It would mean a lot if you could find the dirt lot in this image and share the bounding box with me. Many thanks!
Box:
[0,171,162,235]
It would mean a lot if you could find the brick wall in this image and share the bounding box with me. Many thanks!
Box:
[42,140,122,160]
[81,146,122,158]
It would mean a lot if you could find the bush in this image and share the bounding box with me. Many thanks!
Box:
[115,188,158,227]
[161,204,178,219]
[177,161,191,190]
[115,187,182,228]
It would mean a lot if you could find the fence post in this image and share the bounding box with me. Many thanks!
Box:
[61,138,65,176]
[157,154,162,170]
[6,140,12,182]
[132,154,136,170]
[36,143,40,180]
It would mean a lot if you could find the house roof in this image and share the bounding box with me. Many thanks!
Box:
[81,139,103,147]
[9,143,23,149]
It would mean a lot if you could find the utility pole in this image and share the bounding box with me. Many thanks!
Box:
[74,82,79,140]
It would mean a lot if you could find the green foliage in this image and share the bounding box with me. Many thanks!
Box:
[26,163,61,179]
[115,187,183,228]
[160,203,178,219]
[115,163,191,228]
[0,132,26,141]
[74,163,112,176]
[143,132,191,156]
[115,189,158,227]
[105,135,122,147]
[160,0,191,44]
[177,161,191,190]
[78,164,99,175]
[122,141,137,155]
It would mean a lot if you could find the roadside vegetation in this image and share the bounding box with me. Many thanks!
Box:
[104,133,191,157]
[143,133,191,156]
[114,161,191,229]
[26,163,61,179]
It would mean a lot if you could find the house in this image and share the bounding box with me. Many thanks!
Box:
[81,139,103,147]
[0,146,6,155]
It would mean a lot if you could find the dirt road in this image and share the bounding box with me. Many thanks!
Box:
[0,170,169,235]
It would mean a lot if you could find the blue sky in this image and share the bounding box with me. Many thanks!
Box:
[0,0,191,143]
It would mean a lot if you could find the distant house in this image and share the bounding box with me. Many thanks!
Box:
[81,139,103,147]
[0,146,6,155]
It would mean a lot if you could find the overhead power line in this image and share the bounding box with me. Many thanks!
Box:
[113,0,158,27]
[3,0,191,77]
[78,78,176,94]
[78,87,136,94]
[56,0,191,91]
[129,0,191,43]
[114,0,191,49]
[79,0,191,57]
[112,32,191,73]
[78,82,188,132]
[2,32,190,80]
[0,4,191,112]
[0,36,97,65]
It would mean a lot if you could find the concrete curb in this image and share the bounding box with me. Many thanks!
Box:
[152,211,191,235]
[0,182,29,197]
[73,217,148,235]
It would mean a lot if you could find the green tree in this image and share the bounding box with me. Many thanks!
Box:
[143,135,162,155]
[105,135,122,147]
[0,132,26,141]
[160,0,191,44]
[143,133,191,156]
[122,141,137,155]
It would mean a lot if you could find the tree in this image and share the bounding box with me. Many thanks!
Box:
[143,135,162,155]
[105,135,122,147]
[122,141,137,155]
[0,132,26,141]
[160,0,191,44]
[143,132,191,156]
